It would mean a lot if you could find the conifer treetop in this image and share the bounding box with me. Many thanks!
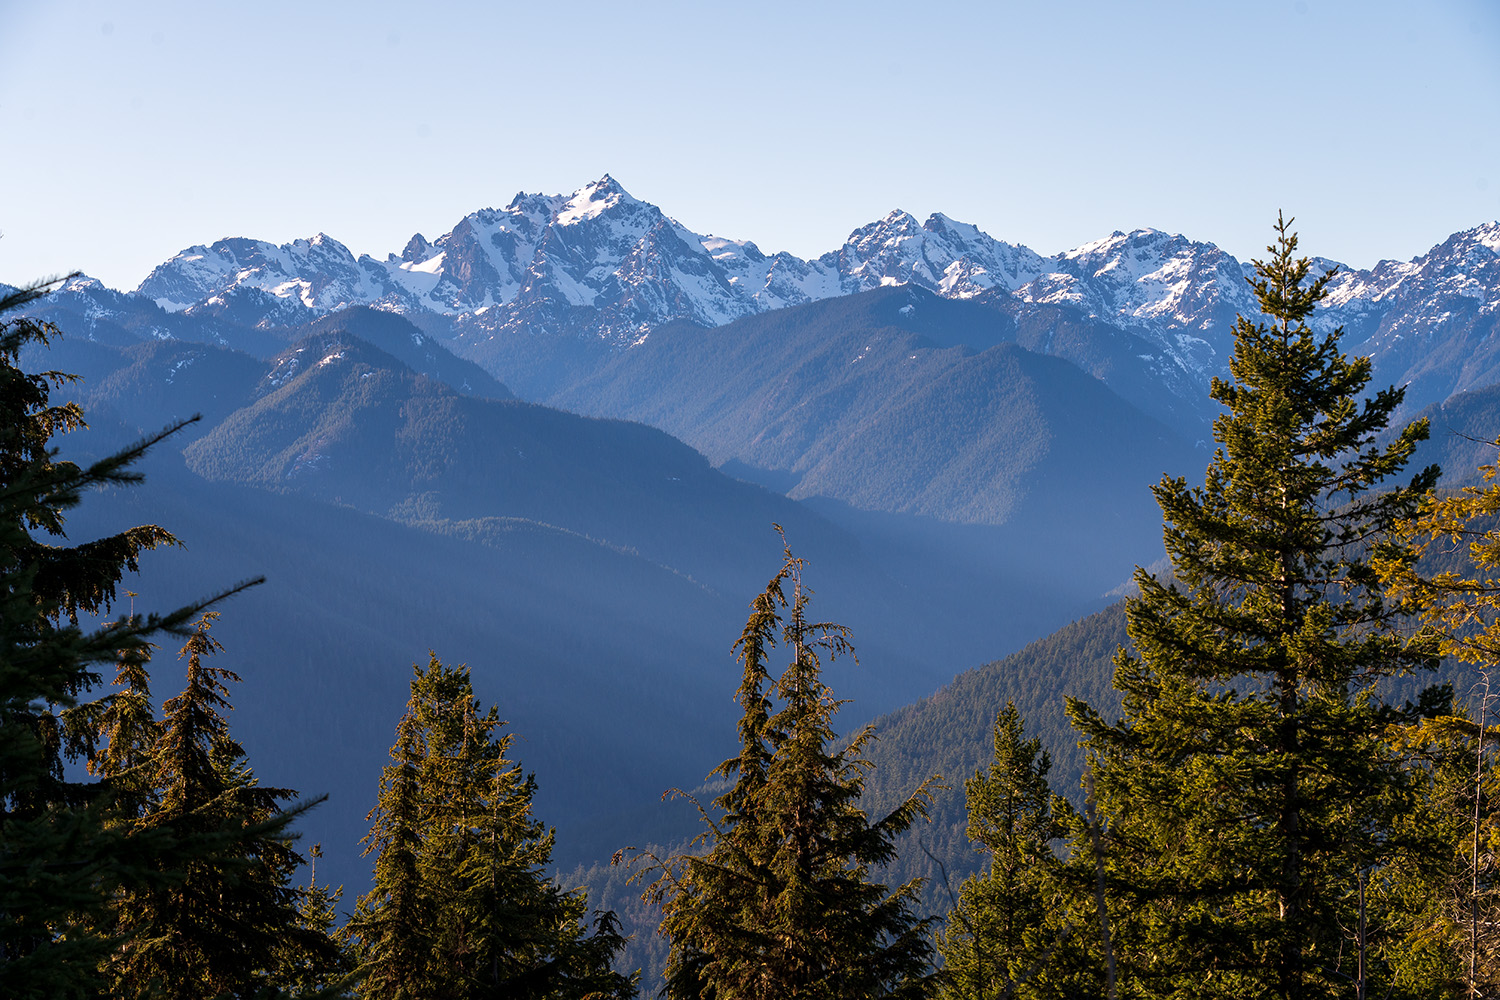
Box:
[635,533,937,1000]
[1066,215,1445,1000]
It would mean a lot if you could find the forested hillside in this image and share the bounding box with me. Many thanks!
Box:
[550,286,1198,531]
[861,603,1128,902]
[28,306,1151,903]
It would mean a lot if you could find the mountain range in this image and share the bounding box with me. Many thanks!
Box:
[36,175,1493,425]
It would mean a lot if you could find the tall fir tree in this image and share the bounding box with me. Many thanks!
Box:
[0,279,247,998]
[1066,216,1444,1000]
[350,701,435,1000]
[636,535,937,1000]
[350,653,635,1000]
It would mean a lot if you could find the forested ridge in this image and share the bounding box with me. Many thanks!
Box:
[9,219,1500,999]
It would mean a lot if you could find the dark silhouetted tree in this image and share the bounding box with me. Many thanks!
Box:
[103,613,338,1000]
[0,279,253,998]
[636,536,937,999]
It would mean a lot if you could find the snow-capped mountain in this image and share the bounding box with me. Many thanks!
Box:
[823,209,1048,298]
[37,176,1500,423]
[1325,223,1500,408]
[139,233,388,315]
[130,176,1055,348]
[1010,229,1256,379]
[1329,222,1500,344]
[138,177,847,345]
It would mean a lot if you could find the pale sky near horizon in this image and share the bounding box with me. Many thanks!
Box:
[1,0,1497,291]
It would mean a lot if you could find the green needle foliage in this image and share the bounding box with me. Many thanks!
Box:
[100,613,338,1000]
[938,702,1077,1000]
[1377,442,1500,995]
[350,697,432,1000]
[1067,216,1446,1000]
[635,534,937,1000]
[1377,711,1500,997]
[0,279,253,998]
[278,843,354,997]
[350,654,635,1000]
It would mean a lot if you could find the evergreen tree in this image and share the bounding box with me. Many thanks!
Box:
[636,536,936,999]
[1377,711,1498,997]
[349,702,435,1000]
[1066,216,1444,999]
[105,612,338,1000]
[938,702,1072,1000]
[0,279,243,998]
[1378,439,1500,994]
[277,844,355,997]
[64,630,163,823]
[350,653,635,1000]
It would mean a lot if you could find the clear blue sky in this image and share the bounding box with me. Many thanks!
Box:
[2,0,1497,291]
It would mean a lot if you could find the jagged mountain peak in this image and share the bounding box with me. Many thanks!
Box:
[1426,221,1500,264]
[59,273,107,293]
[1061,228,1137,257]
[499,189,569,225]
[299,232,343,250]
[922,212,983,238]
[555,174,637,225]
[829,209,1048,300]
[1059,227,1211,267]
[700,235,766,265]
[1011,227,1259,380]
[97,180,1500,419]
[398,233,434,264]
[848,209,924,240]
[136,231,380,319]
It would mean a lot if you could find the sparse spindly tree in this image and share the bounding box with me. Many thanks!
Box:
[1378,440,1500,995]
[277,843,355,997]
[635,534,937,1000]
[1067,216,1445,1000]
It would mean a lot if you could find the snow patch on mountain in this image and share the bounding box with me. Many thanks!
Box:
[555,176,627,226]
[828,210,1045,300]
[115,177,1500,400]
[133,177,1059,348]
[1471,222,1500,255]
